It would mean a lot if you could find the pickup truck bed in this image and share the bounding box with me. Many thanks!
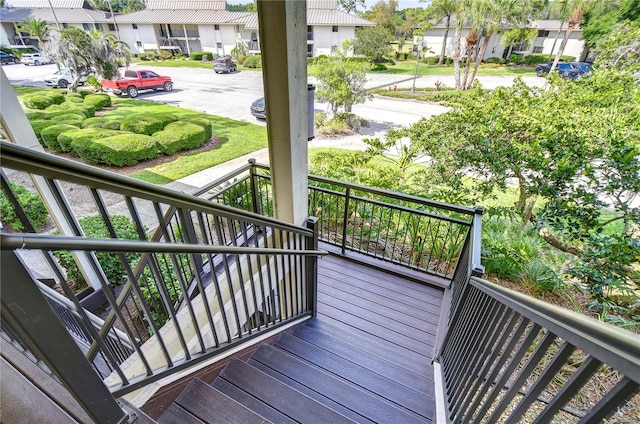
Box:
[101,69,173,97]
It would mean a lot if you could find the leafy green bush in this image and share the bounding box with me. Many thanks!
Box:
[53,215,141,288]
[65,96,84,104]
[371,63,387,71]
[52,112,85,126]
[30,119,56,142]
[83,93,111,110]
[102,121,122,130]
[507,53,525,64]
[121,113,176,135]
[243,54,262,68]
[485,56,507,64]
[423,56,440,65]
[76,88,94,98]
[522,54,547,65]
[23,95,55,110]
[73,133,158,166]
[45,102,95,118]
[138,53,148,61]
[190,51,213,61]
[57,128,122,152]
[560,55,576,62]
[41,124,80,150]
[181,117,212,140]
[82,117,112,128]
[0,182,49,231]
[153,122,207,154]
[24,109,49,120]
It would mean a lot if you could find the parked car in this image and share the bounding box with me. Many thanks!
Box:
[43,68,89,88]
[570,61,593,76]
[250,97,266,119]
[535,62,582,79]
[21,52,52,66]
[214,57,237,73]
[0,51,20,64]
[101,69,173,98]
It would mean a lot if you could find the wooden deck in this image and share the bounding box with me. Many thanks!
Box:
[159,254,445,424]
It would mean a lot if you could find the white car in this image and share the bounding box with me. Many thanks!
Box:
[43,68,89,88]
[21,52,51,66]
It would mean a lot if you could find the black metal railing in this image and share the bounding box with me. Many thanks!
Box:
[0,142,324,399]
[202,161,481,282]
[438,277,640,423]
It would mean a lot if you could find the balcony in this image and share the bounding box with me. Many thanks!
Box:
[1,142,638,423]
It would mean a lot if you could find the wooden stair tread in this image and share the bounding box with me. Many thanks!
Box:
[274,332,432,420]
[211,377,297,424]
[305,317,433,374]
[251,343,428,424]
[172,378,269,424]
[157,404,206,424]
[293,324,434,396]
[220,357,356,424]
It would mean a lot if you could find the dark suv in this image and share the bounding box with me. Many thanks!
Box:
[0,51,20,64]
[535,62,581,79]
[213,57,237,74]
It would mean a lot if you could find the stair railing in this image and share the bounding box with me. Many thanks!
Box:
[0,141,325,399]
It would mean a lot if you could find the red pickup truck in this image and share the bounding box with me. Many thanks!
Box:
[101,69,173,98]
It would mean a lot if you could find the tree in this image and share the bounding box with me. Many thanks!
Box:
[502,27,538,59]
[18,18,49,49]
[593,21,640,78]
[351,26,394,62]
[337,0,365,13]
[88,0,144,13]
[45,28,131,89]
[427,0,459,65]
[366,0,399,34]
[309,55,371,114]
[388,70,639,310]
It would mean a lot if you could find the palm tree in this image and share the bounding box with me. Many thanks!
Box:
[549,0,587,71]
[18,18,49,49]
[428,0,459,65]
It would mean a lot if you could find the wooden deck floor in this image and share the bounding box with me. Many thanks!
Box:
[160,254,445,424]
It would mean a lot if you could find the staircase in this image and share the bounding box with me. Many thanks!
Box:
[157,255,441,424]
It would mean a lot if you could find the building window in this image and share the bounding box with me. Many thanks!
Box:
[108,23,116,31]
[533,46,544,53]
[307,25,313,40]
[235,25,240,33]
[332,26,338,33]
[82,23,90,31]
[132,23,138,29]
[214,24,220,30]
[136,41,142,47]
[307,44,313,58]
[217,42,222,48]
[537,30,550,38]
[62,23,68,28]
[331,45,337,54]
[94,23,103,31]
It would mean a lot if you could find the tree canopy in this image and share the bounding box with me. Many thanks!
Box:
[309,55,371,115]
[351,26,394,62]
[88,0,144,13]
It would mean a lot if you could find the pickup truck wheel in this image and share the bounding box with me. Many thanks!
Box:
[58,80,68,88]
[127,86,138,98]
[163,82,173,92]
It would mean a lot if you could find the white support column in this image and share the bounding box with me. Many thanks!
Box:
[0,69,106,291]
[257,0,308,226]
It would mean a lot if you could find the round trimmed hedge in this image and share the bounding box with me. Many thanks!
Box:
[181,117,212,140]
[153,122,207,155]
[30,119,57,142]
[72,133,159,166]
[53,112,86,127]
[83,93,111,109]
[24,109,49,120]
[120,113,177,135]
[46,102,96,118]
[66,96,85,104]
[57,128,123,152]
[41,124,80,150]
[23,95,55,110]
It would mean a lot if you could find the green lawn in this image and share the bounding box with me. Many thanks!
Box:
[13,86,267,185]
[372,61,536,76]
[133,59,260,72]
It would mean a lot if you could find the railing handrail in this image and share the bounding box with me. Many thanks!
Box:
[0,142,311,236]
[471,276,640,383]
[1,233,328,257]
[250,161,478,217]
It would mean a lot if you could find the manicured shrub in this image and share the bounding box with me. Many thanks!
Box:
[190,51,213,61]
[371,63,387,71]
[24,109,49,120]
[72,133,158,166]
[523,54,547,65]
[153,122,207,154]
[45,102,95,118]
[23,95,55,110]
[181,117,212,140]
[103,120,122,130]
[121,113,175,135]
[41,124,80,150]
[67,92,83,99]
[138,53,148,61]
[57,128,122,152]
[243,54,262,68]
[560,55,576,62]
[485,56,507,64]
[30,119,56,142]
[0,182,49,231]
[52,112,86,126]
[82,117,111,128]
[423,56,440,65]
[508,53,525,64]
[76,88,94,98]
[65,96,84,103]
[46,91,66,105]
[83,93,111,110]
[53,215,141,288]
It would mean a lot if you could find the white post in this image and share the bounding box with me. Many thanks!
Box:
[257,0,309,226]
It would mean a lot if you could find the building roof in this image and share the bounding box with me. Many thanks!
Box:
[144,1,227,10]
[3,0,86,7]
[308,9,374,26]
[114,10,254,25]
[0,7,110,23]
